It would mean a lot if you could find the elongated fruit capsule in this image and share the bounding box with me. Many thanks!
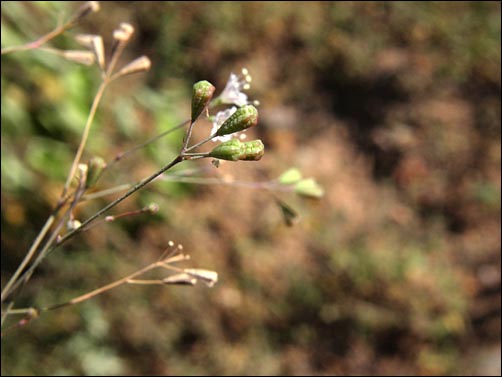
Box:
[214,105,258,137]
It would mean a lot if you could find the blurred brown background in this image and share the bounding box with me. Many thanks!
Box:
[1,2,500,375]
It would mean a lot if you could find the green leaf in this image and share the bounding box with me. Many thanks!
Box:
[276,199,300,226]
[294,178,324,199]
[278,168,302,185]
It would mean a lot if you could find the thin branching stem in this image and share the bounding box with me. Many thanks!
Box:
[1,307,36,316]
[44,258,182,311]
[0,217,54,302]
[62,80,108,198]
[184,134,215,153]
[1,0,98,55]
[162,175,291,192]
[45,264,157,311]
[59,155,183,247]
[4,177,88,300]
[2,77,108,303]
[0,23,67,55]
[1,186,76,302]
[81,184,133,201]
[106,119,190,169]
[6,155,183,300]
[181,121,196,153]
[2,253,189,327]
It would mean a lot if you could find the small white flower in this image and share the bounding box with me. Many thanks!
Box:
[210,68,259,142]
[211,107,237,142]
[211,107,250,142]
[216,68,253,107]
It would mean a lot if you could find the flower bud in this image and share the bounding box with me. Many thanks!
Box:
[163,273,197,286]
[76,163,88,185]
[86,157,106,188]
[208,139,243,161]
[214,104,258,137]
[115,56,151,78]
[184,269,218,287]
[75,33,98,48]
[239,140,264,161]
[74,34,105,70]
[146,203,159,214]
[69,1,100,25]
[61,50,96,65]
[191,80,215,122]
[113,23,134,42]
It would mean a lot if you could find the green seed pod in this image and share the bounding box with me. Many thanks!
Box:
[86,156,106,188]
[215,105,258,137]
[208,139,243,161]
[238,140,265,161]
[191,80,215,122]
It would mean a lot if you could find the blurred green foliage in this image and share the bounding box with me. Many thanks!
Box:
[2,2,500,376]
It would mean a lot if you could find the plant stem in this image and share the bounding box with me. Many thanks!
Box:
[59,155,183,247]
[6,155,182,300]
[44,260,170,311]
[61,80,108,198]
[2,71,108,303]
[1,307,36,316]
[81,184,133,201]
[1,302,14,328]
[162,175,289,192]
[0,216,54,303]
[106,119,190,169]
[181,121,195,153]
[0,23,67,55]
[4,179,88,299]
[184,135,215,153]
